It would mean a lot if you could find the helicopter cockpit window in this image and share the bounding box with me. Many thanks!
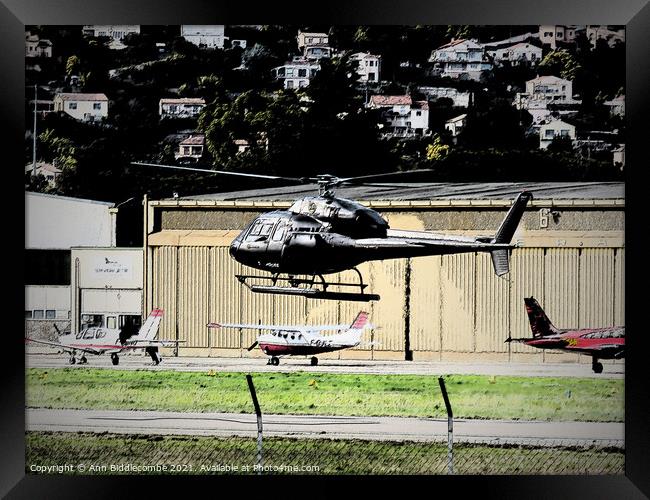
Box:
[259,223,274,237]
[248,222,263,237]
[272,222,286,241]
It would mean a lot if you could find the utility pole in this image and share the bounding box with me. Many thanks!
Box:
[32,84,37,176]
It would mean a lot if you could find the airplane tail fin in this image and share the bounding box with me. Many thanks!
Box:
[524,297,559,338]
[138,309,164,340]
[349,311,370,331]
[339,311,371,344]
[489,191,533,276]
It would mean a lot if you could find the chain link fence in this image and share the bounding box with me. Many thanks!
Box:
[26,374,624,475]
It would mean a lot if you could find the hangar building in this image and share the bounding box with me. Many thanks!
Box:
[144,182,624,365]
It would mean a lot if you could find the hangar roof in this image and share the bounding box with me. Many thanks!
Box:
[176,182,624,202]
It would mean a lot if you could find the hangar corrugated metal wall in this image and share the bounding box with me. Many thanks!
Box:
[148,243,624,361]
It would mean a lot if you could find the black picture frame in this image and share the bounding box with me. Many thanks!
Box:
[4,1,648,497]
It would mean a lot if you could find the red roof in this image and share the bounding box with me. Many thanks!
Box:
[56,93,108,101]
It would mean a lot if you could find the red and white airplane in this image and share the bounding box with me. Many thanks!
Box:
[506,297,625,373]
[207,311,373,366]
[26,309,180,366]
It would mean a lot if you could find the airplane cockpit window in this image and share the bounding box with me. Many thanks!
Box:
[96,329,107,339]
[83,329,95,339]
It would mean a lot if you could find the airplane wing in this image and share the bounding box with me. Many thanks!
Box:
[25,337,103,355]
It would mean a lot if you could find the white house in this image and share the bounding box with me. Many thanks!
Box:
[297,31,329,50]
[539,119,576,149]
[82,25,140,41]
[488,43,543,65]
[351,52,381,83]
[25,32,52,58]
[604,95,625,117]
[175,135,205,161]
[159,98,206,119]
[25,161,62,188]
[515,75,579,115]
[53,93,109,122]
[612,145,625,169]
[429,39,492,80]
[181,25,226,49]
[445,114,467,137]
[538,25,579,49]
[417,87,471,107]
[272,58,320,89]
[368,95,429,137]
[304,45,333,60]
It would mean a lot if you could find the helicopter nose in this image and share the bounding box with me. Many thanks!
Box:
[229,238,240,259]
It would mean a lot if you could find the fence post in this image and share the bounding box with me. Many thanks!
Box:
[438,376,453,474]
[246,374,263,474]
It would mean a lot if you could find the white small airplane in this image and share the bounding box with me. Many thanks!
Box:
[26,309,181,366]
[207,311,374,366]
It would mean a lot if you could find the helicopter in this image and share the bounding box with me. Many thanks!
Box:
[133,163,533,301]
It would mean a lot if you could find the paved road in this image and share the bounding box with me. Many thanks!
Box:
[25,353,624,379]
[26,408,623,447]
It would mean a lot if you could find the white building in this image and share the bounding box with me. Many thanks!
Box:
[445,114,467,137]
[297,31,329,50]
[82,25,140,41]
[25,192,117,335]
[175,135,205,161]
[514,75,579,115]
[539,119,576,149]
[351,52,381,83]
[159,98,206,119]
[53,93,109,122]
[368,95,429,137]
[272,58,320,89]
[25,162,62,188]
[538,25,579,49]
[181,25,226,49]
[488,43,543,66]
[604,95,625,117]
[429,39,493,80]
[612,145,625,168]
[304,45,333,60]
[417,87,471,108]
[25,32,52,58]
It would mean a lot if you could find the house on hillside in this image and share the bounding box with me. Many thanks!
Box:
[539,119,576,149]
[428,39,492,80]
[82,25,140,41]
[367,95,429,138]
[181,25,226,49]
[272,58,320,89]
[25,162,62,188]
[175,135,205,161]
[538,25,579,49]
[350,52,381,83]
[25,32,53,58]
[159,98,206,119]
[53,93,109,122]
[487,42,542,66]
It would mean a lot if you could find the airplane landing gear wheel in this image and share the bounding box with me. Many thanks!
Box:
[68,356,76,365]
[592,361,603,373]
[271,356,280,366]
[79,356,87,364]
[111,353,119,366]
[310,357,318,366]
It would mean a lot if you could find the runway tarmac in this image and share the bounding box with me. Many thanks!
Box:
[25,353,624,379]
[26,408,624,447]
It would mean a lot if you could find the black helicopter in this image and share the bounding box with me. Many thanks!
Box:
[133,163,533,301]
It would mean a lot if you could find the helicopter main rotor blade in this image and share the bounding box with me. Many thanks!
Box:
[131,162,305,183]
[337,169,436,185]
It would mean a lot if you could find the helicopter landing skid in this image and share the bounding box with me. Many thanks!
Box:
[235,271,381,302]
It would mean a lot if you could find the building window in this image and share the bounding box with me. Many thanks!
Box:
[368,73,375,81]
[69,102,77,110]
[545,130,555,138]
[33,310,44,319]
[287,80,294,89]
[416,111,422,116]
[25,311,33,319]
[93,103,101,110]
[46,310,55,319]
[298,69,307,77]
[106,316,117,329]
[560,129,570,137]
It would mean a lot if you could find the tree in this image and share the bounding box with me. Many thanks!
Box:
[65,55,80,76]
[426,134,451,161]
[538,49,581,81]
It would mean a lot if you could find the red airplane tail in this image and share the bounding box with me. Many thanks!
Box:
[349,311,370,330]
[524,297,560,338]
